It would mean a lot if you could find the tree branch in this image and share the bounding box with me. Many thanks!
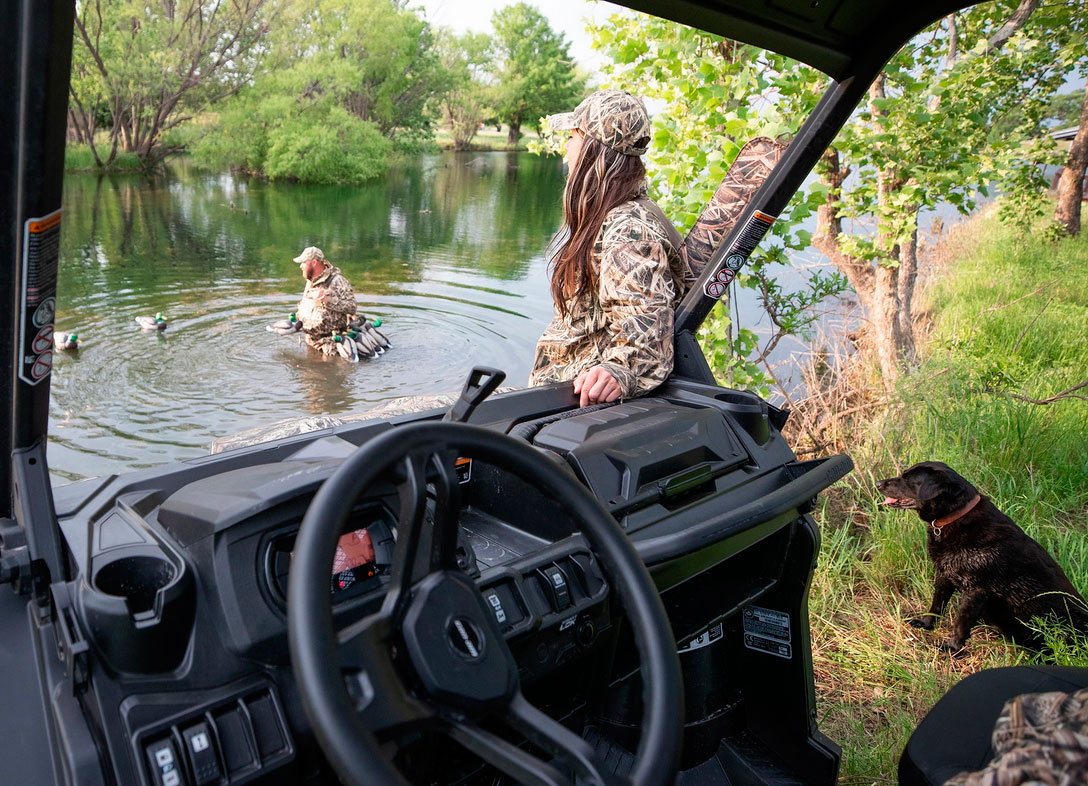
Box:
[988,0,1040,51]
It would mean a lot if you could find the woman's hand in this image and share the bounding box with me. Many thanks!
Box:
[573,366,621,407]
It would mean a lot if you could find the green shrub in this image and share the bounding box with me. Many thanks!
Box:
[263,108,392,184]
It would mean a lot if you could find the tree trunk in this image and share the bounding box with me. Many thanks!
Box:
[506,120,521,147]
[813,147,910,385]
[1054,80,1088,236]
[897,212,921,355]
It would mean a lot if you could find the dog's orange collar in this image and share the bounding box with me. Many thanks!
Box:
[930,494,981,539]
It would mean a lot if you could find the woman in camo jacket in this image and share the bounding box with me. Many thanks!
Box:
[528,89,690,407]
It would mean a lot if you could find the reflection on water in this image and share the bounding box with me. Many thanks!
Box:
[51,152,566,483]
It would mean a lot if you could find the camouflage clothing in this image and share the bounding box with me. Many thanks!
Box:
[529,186,685,398]
[296,265,357,355]
[945,687,1088,786]
[679,136,787,288]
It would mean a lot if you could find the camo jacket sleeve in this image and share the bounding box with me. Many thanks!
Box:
[594,209,679,398]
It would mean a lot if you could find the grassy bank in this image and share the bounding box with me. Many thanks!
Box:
[434,127,530,152]
[805,209,1088,779]
[64,144,144,172]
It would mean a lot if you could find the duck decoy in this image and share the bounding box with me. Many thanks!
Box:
[136,313,168,331]
[346,330,377,358]
[267,313,304,335]
[332,334,356,362]
[362,320,391,350]
[54,332,81,352]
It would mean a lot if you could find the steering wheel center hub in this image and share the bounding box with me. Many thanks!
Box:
[401,571,517,710]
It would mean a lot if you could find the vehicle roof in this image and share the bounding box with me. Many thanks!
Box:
[620,0,976,80]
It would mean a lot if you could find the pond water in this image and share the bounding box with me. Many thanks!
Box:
[51,153,566,484]
[51,151,858,486]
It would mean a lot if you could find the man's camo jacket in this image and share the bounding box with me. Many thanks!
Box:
[529,189,693,399]
[946,686,1088,786]
[297,265,358,355]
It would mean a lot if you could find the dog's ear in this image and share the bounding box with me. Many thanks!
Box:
[913,470,947,503]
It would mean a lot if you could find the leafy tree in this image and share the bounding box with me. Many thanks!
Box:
[490,3,585,147]
[280,0,448,149]
[587,13,845,394]
[434,29,494,151]
[193,0,446,180]
[813,0,1086,383]
[192,70,393,184]
[69,0,272,168]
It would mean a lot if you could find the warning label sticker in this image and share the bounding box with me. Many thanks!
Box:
[703,210,777,300]
[742,605,792,659]
[19,209,62,386]
[678,623,723,653]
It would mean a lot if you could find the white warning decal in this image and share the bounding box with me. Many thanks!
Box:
[742,605,792,659]
[19,209,62,386]
[703,210,776,300]
[678,623,723,652]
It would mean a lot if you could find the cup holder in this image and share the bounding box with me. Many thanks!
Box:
[93,555,176,615]
[81,546,194,674]
[714,391,770,445]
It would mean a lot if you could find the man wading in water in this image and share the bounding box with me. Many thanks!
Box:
[294,246,358,356]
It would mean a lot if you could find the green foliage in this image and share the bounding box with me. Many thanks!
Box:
[811,212,1088,779]
[586,12,846,392]
[277,0,448,146]
[194,0,447,181]
[263,107,393,185]
[490,3,586,143]
[829,3,1087,263]
[69,0,271,166]
[193,88,392,184]
[433,29,495,151]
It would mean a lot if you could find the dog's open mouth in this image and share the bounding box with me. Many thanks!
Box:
[881,496,917,508]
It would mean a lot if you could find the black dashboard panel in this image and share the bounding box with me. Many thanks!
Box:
[41,379,850,786]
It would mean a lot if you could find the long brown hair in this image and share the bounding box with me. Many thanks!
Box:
[549,135,646,316]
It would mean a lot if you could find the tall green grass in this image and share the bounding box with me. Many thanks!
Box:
[810,210,1088,780]
[64,144,144,172]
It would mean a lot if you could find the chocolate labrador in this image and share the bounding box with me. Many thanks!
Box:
[876,461,1088,653]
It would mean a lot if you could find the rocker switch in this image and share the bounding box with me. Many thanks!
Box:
[144,738,187,786]
[539,565,572,611]
[181,722,221,785]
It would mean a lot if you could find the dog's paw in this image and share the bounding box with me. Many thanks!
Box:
[939,639,968,658]
[908,617,935,630]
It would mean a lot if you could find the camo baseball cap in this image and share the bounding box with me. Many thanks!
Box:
[547,89,651,157]
[293,246,327,264]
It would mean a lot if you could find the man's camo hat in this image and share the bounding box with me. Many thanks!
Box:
[547,89,651,157]
[293,246,327,264]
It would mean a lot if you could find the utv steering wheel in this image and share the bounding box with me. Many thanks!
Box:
[288,421,682,786]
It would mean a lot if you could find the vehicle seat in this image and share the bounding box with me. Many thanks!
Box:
[898,665,1088,786]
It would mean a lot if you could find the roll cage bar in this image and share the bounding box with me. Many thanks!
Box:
[0,0,979,592]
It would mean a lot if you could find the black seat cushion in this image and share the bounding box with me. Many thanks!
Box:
[899,665,1088,786]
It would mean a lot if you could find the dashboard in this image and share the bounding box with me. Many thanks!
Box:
[41,381,850,786]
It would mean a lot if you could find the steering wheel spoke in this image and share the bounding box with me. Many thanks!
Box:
[386,449,464,621]
[336,611,434,733]
[439,717,572,786]
[436,692,624,786]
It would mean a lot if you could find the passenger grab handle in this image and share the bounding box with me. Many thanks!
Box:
[444,366,507,424]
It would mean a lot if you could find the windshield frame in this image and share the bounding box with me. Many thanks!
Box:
[0,0,981,593]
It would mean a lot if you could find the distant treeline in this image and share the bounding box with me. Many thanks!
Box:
[68,0,587,182]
